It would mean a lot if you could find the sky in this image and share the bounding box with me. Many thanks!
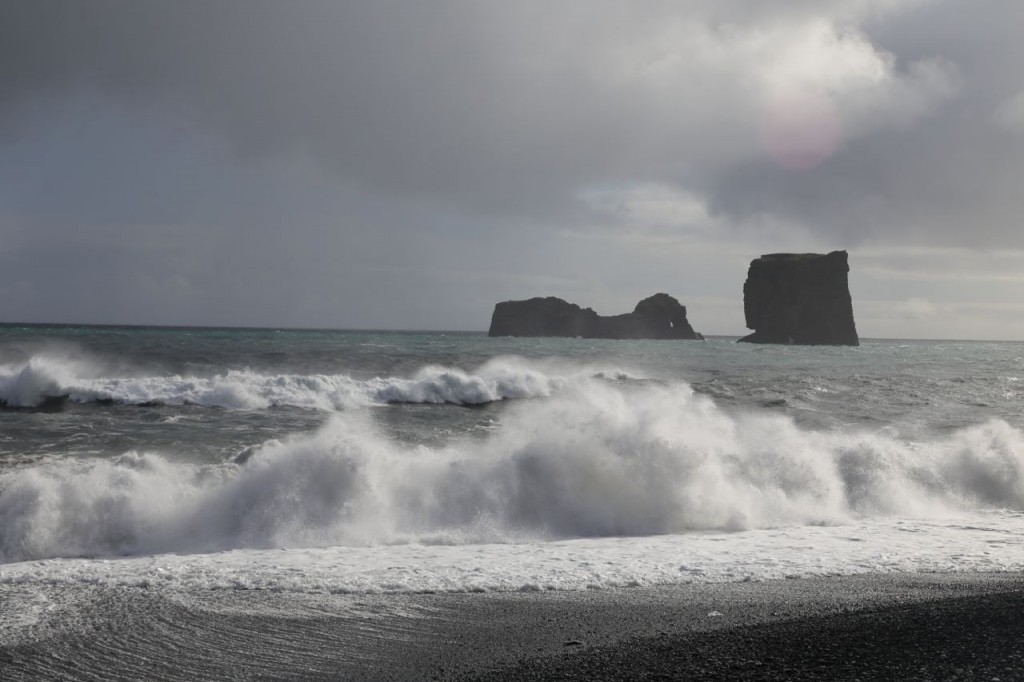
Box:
[2,1,1024,339]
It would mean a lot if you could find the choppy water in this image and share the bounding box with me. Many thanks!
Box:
[2,324,1024,598]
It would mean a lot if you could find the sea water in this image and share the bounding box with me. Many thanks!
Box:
[2,325,1024,597]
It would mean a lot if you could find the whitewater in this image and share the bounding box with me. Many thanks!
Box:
[2,325,1024,597]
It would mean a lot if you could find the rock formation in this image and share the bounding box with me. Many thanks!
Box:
[739,250,859,346]
[487,297,598,338]
[488,293,702,340]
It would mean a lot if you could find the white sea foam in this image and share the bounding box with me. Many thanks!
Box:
[0,355,599,409]
[3,380,1024,571]
[0,354,97,408]
[3,514,1022,594]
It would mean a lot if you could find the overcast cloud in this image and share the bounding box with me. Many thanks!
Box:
[1,0,1023,338]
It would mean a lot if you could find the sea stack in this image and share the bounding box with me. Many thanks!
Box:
[488,293,702,340]
[739,251,859,346]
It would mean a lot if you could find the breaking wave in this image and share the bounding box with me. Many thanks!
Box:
[0,354,621,410]
[3,380,1024,563]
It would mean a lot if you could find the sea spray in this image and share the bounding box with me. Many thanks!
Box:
[0,354,626,409]
[0,355,90,409]
[3,380,1024,563]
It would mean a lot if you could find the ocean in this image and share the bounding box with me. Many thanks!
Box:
[2,324,1023,598]
[4,325,1024,677]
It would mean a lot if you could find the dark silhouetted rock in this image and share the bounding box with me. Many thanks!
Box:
[487,297,599,338]
[488,294,702,340]
[739,251,859,346]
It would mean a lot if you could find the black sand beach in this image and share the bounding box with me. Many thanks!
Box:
[2,573,1023,680]
[467,578,1024,681]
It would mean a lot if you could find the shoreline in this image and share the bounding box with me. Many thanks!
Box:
[2,572,1023,680]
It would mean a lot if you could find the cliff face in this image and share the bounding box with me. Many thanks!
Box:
[488,293,702,340]
[739,250,859,346]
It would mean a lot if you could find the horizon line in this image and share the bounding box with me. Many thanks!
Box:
[1,320,1020,344]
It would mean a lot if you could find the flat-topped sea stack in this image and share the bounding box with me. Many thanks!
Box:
[739,250,858,346]
[488,293,703,340]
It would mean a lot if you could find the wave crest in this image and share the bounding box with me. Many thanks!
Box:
[0,355,612,409]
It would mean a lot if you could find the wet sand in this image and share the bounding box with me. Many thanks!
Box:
[1,572,1022,680]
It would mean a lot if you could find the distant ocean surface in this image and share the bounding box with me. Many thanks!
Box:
[3,324,1024,596]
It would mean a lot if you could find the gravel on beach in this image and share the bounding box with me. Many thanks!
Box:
[2,573,1023,681]
[465,586,1024,681]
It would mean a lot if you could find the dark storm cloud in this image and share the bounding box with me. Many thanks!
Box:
[0,0,967,221]
[2,1,1023,334]
[0,0,633,214]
